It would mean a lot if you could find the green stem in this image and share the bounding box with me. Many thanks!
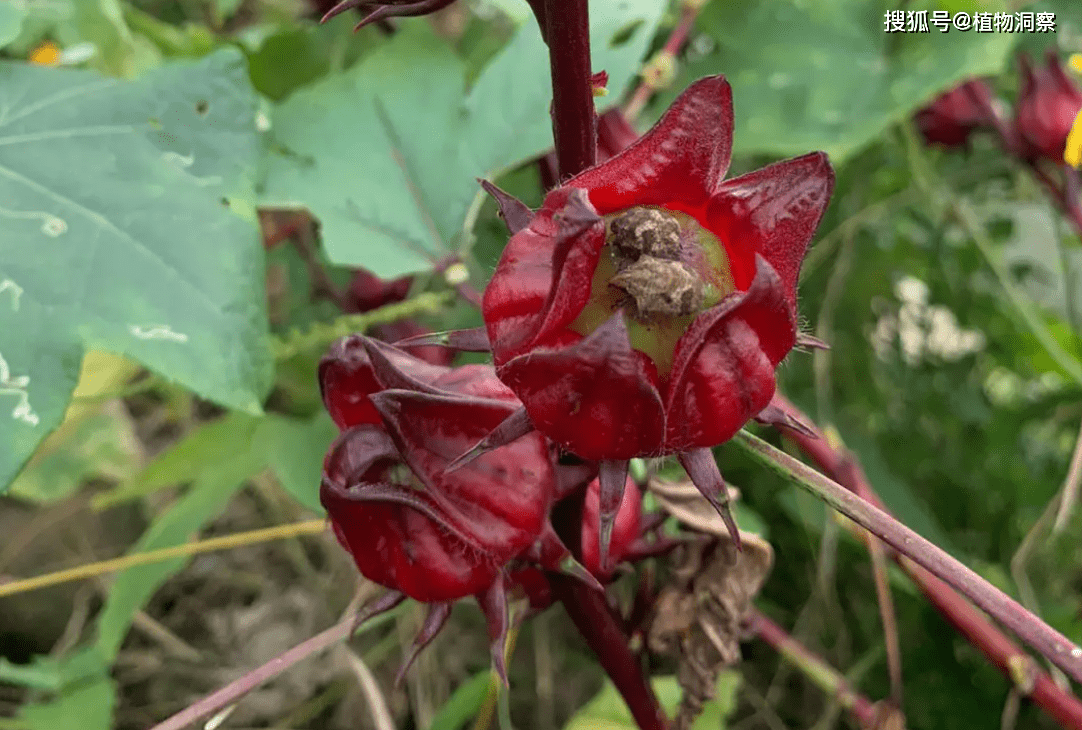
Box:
[730,429,1082,686]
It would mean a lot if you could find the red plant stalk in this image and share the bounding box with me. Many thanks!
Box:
[549,573,670,730]
[771,393,1082,729]
[537,3,671,728]
[749,609,880,729]
[543,0,596,180]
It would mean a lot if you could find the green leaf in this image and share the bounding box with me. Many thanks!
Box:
[0,50,273,494]
[20,647,114,730]
[427,671,492,730]
[63,0,159,77]
[0,1,26,48]
[94,466,256,659]
[0,656,62,692]
[258,413,337,513]
[93,411,262,507]
[672,0,1016,163]
[260,0,664,279]
[21,676,115,730]
[563,672,741,730]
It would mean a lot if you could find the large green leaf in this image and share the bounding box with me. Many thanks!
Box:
[0,1,26,48]
[669,0,1016,163]
[0,50,273,493]
[259,0,664,279]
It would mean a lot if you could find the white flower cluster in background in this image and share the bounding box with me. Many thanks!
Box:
[871,275,986,364]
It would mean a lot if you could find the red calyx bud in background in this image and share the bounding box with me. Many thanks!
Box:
[346,268,412,312]
[915,79,995,148]
[1014,52,1082,163]
[580,475,642,579]
[345,268,453,366]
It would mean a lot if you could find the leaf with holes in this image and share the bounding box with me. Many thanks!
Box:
[0,49,273,494]
[259,0,664,279]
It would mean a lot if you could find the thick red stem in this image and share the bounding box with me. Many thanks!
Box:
[549,573,670,730]
[772,394,1082,730]
[543,0,597,179]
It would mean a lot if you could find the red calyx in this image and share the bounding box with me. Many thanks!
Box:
[1014,51,1082,163]
[481,75,835,461]
[915,79,995,148]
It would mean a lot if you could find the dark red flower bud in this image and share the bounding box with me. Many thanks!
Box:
[346,268,413,312]
[1014,52,1082,163]
[319,336,602,678]
[482,75,835,462]
[580,475,642,578]
[915,79,995,148]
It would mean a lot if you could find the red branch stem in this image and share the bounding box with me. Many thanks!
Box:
[549,573,670,730]
[543,0,596,179]
[749,609,881,729]
[771,394,1082,729]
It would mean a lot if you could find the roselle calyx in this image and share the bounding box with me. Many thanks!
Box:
[473,76,834,557]
[915,79,995,148]
[318,335,599,680]
[1014,52,1082,164]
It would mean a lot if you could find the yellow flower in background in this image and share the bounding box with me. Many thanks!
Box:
[1070,53,1082,76]
[1065,109,1082,168]
[28,41,61,66]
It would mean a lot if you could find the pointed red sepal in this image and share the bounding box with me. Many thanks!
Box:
[553,450,598,499]
[394,326,492,353]
[361,336,446,395]
[351,590,408,631]
[620,535,686,562]
[480,179,534,235]
[596,459,630,573]
[754,401,817,438]
[499,313,665,459]
[320,0,364,23]
[395,602,453,687]
[795,332,830,350]
[568,76,734,214]
[443,406,535,474]
[477,577,511,686]
[677,448,741,551]
[343,0,457,30]
[706,151,834,303]
[321,475,488,555]
[521,523,605,594]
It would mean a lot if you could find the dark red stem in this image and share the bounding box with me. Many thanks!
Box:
[543,0,597,179]
[549,573,670,730]
[772,394,1082,730]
